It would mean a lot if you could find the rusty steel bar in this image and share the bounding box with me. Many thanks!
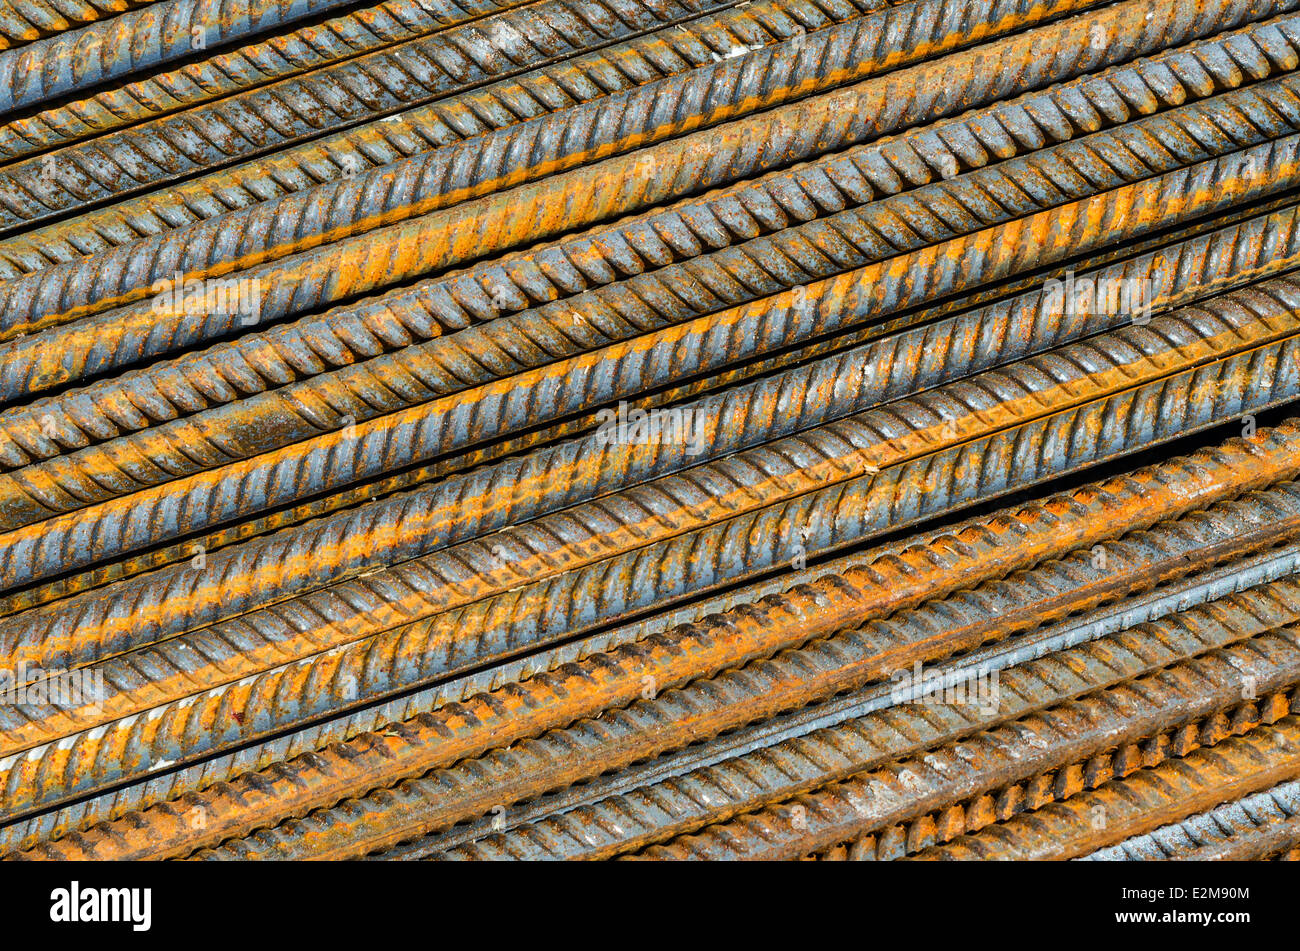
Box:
[5,394,1296,855]
[7,261,1300,684]
[0,0,861,271]
[0,0,1119,330]
[1178,816,1300,859]
[0,0,756,232]
[0,0,164,52]
[2,187,1293,622]
[6,78,1297,531]
[359,521,1300,859]
[0,0,1275,362]
[390,529,1300,859]
[907,715,1300,860]
[0,0,1297,867]
[623,634,1300,861]
[0,0,383,118]
[10,196,1290,656]
[2,196,1287,623]
[195,534,1300,860]
[10,397,1300,860]
[1,13,1283,466]
[815,714,1300,859]
[4,140,1297,600]
[1081,778,1300,860]
[9,412,1300,816]
[0,0,604,166]
[58,490,1300,861]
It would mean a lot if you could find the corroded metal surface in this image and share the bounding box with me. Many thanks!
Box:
[4,144,1299,596]
[2,0,1300,864]
[5,80,1298,536]
[631,638,1300,860]
[0,0,163,52]
[0,0,406,118]
[1082,779,1300,860]
[908,715,1300,860]
[13,411,1300,858]
[0,0,1133,331]
[0,0,649,166]
[0,0,749,227]
[0,0,1281,380]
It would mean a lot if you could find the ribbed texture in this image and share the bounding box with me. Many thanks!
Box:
[0,0,372,116]
[3,12,1292,454]
[11,411,1300,858]
[3,0,1300,865]
[0,0,1281,400]
[4,76,1297,535]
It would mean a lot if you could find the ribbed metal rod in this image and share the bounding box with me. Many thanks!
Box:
[0,0,860,270]
[0,0,617,167]
[138,548,1300,860]
[0,0,163,52]
[394,528,1300,859]
[0,0,371,118]
[6,76,1296,530]
[1,14,1282,466]
[813,697,1299,859]
[3,139,1295,602]
[908,715,1300,860]
[9,414,1297,803]
[5,192,1296,632]
[1184,815,1300,859]
[9,381,1300,860]
[625,631,1300,860]
[4,191,1289,618]
[0,0,756,232]
[202,534,1300,859]
[0,0,1295,870]
[11,197,1290,663]
[1081,777,1300,860]
[7,262,1298,695]
[5,410,1295,855]
[0,0,1113,330]
[0,0,1273,391]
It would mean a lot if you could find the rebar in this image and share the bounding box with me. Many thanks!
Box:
[395,532,1300,859]
[2,0,1300,864]
[0,0,594,164]
[10,425,1300,833]
[6,77,1298,534]
[9,262,1300,683]
[4,398,1296,855]
[12,404,1300,859]
[0,0,1121,329]
[0,0,386,118]
[0,0,1276,376]
[627,636,1300,861]
[2,12,1285,461]
[0,0,858,256]
[0,0,163,52]
[2,186,1294,651]
[5,140,1298,608]
[1081,777,1300,860]
[908,715,1300,860]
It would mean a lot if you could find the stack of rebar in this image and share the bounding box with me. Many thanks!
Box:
[0,0,1298,862]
